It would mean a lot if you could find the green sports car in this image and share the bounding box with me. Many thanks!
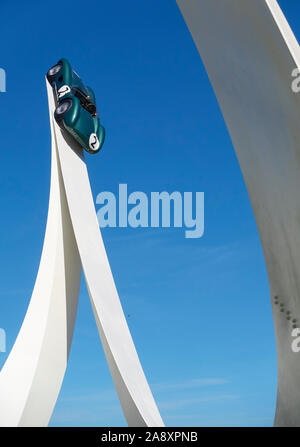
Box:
[46,58,105,154]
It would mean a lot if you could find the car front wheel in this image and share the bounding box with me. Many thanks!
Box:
[47,63,62,77]
[47,62,62,84]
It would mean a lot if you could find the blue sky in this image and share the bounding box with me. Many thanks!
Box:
[0,0,298,427]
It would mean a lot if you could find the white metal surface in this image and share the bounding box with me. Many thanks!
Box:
[0,80,164,427]
[177,0,300,426]
[0,83,82,427]
[52,86,164,428]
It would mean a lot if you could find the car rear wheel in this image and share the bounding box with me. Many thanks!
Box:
[55,99,72,116]
[54,99,73,129]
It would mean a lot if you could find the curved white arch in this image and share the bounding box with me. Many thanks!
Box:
[0,79,164,427]
[0,86,82,426]
[51,82,164,428]
[177,0,300,426]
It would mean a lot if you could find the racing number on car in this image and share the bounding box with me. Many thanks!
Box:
[89,133,100,151]
[57,85,71,99]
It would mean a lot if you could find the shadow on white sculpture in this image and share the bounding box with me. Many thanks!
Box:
[177,0,300,426]
[0,80,164,427]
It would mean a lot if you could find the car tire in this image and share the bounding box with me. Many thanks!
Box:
[47,62,62,83]
[54,99,73,127]
[55,99,72,115]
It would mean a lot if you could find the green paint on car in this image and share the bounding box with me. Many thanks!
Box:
[46,58,105,154]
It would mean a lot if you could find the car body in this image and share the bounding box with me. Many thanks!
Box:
[46,58,105,154]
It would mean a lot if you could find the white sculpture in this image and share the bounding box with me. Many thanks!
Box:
[0,80,164,427]
[177,0,300,426]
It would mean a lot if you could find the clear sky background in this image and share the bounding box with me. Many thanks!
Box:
[0,0,298,427]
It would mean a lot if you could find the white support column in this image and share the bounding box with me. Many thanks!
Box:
[52,83,164,428]
[0,80,164,427]
[0,83,82,427]
[177,0,300,426]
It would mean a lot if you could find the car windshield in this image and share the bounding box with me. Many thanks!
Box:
[72,87,97,116]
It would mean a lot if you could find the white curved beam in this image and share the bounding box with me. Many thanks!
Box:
[0,83,82,426]
[51,84,164,427]
[0,79,164,427]
[177,0,300,426]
